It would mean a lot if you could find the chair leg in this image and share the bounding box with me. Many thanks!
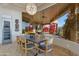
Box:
[16,43,19,51]
[51,46,53,55]
[25,49,27,56]
[45,50,47,56]
[34,48,38,56]
[21,49,27,56]
[21,49,24,56]
[16,43,21,53]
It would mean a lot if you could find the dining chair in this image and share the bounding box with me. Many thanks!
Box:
[36,34,54,56]
[16,36,22,52]
[20,35,36,56]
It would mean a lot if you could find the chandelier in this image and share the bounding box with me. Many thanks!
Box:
[26,3,37,15]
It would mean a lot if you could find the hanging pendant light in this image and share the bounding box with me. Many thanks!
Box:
[26,3,37,15]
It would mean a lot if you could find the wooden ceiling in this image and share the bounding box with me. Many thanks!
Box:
[0,3,55,12]
[22,3,75,24]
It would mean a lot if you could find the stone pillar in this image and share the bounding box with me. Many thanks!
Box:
[75,4,79,43]
[63,4,76,41]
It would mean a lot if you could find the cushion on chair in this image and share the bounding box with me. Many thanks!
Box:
[30,35,35,40]
[38,40,52,50]
[39,45,52,50]
[27,44,35,48]
[22,43,35,48]
[38,40,45,45]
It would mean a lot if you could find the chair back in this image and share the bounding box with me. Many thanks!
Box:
[16,36,21,44]
[43,34,54,45]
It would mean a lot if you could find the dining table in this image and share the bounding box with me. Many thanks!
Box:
[20,33,54,56]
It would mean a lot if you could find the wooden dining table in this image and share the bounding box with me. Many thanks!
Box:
[20,33,54,56]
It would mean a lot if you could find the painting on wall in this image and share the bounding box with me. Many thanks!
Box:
[15,19,19,31]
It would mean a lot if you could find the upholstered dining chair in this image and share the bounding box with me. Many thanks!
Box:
[36,34,54,56]
[16,36,22,52]
[20,34,37,56]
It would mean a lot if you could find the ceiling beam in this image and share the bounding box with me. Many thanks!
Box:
[37,3,56,12]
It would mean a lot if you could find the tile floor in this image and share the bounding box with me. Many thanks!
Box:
[0,42,75,56]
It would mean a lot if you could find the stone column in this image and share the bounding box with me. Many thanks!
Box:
[75,4,79,43]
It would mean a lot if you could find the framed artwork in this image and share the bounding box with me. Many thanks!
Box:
[15,19,19,31]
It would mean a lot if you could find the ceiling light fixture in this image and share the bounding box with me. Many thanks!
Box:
[26,3,37,15]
